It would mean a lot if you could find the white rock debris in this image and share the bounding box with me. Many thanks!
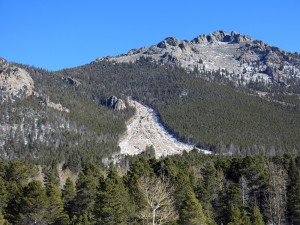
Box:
[119,99,210,158]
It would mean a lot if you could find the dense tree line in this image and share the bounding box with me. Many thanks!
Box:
[0,151,299,224]
[59,59,300,153]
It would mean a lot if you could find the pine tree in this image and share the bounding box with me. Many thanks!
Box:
[94,165,128,225]
[62,178,76,218]
[226,204,243,225]
[16,180,48,225]
[46,183,69,225]
[240,209,251,225]
[73,164,101,220]
[0,178,8,211]
[252,205,265,225]
[0,211,10,225]
[287,159,300,224]
[178,191,207,225]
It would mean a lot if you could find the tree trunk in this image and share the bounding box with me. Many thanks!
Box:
[153,209,156,225]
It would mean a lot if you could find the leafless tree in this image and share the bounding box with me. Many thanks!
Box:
[265,162,287,225]
[137,175,177,225]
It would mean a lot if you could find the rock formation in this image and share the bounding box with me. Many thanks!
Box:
[61,77,80,86]
[0,59,34,100]
[104,96,126,111]
[95,30,300,85]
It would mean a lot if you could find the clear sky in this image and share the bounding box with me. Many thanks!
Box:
[1,0,300,71]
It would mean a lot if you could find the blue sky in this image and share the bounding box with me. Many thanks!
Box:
[1,0,300,70]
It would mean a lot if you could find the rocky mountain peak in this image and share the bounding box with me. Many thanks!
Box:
[94,30,299,85]
[192,30,253,44]
[157,37,180,48]
[210,30,229,42]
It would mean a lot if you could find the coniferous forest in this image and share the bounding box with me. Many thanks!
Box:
[0,151,300,225]
[0,58,299,224]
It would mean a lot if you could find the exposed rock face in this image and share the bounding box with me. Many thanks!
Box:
[104,96,126,110]
[0,59,34,100]
[191,30,253,44]
[95,30,300,85]
[37,94,70,113]
[61,77,80,86]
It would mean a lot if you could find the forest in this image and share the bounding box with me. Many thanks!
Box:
[0,150,299,225]
[0,58,298,170]
[0,58,298,225]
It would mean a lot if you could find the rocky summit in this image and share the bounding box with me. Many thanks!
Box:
[95,30,300,84]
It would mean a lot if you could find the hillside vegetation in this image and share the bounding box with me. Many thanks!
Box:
[1,58,298,170]
[59,58,300,154]
[0,151,299,224]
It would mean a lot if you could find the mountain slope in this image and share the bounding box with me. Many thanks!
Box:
[95,30,300,85]
[118,98,210,157]
[1,31,300,168]
[61,59,300,154]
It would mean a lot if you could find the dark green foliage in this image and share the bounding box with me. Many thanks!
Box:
[0,178,8,211]
[226,204,243,225]
[287,158,300,224]
[94,165,128,224]
[178,191,207,225]
[7,58,299,172]
[73,164,102,219]
[16,180,48,225]
[62,178,76,218]
[0,211,10,225]
[0,150,299,224]
[46,183,69,225]
[252,205,265,225]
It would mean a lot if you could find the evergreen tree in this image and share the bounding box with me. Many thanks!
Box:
[226,205,243,225]
[240,209,251,225]
[178,191,207,225]
[69,213,91,225]
[0,178,8,211]
[62,178,76,218]
[94,165,128,225]
[73,164,101,220]
[46,183,69,225]
[16,180,48,225]
[226,182,243,207]
[252,205,265,225]
[287,159,300,224]
[0,211,10,225]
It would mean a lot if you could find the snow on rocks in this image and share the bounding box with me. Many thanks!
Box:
[118,99,210,158]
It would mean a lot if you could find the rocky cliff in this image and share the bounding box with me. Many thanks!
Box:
[0,58,34,100]
[95,30,300,84]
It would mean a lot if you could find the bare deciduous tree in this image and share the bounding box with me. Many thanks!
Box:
[265,162,287,225]
[137,175,177,225]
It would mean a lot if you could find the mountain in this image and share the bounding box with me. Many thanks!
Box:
[95,30,300,85]
[1,31,300,170]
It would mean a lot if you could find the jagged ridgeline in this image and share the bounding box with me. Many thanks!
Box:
[1,30,300,169]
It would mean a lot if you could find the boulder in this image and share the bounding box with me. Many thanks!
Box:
[104,96,126,110]
[61,77,80,86]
